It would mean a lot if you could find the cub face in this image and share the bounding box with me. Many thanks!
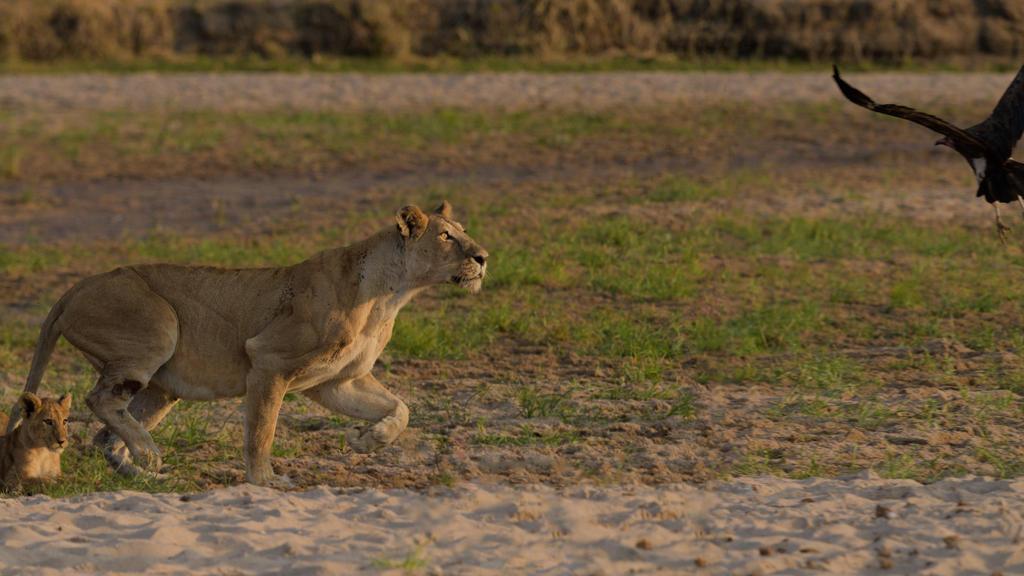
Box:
[19,392,71,452]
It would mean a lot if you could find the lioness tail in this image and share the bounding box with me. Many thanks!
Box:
[8,291,70,433]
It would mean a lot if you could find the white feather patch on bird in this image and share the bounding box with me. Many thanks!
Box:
[971,157,987,183]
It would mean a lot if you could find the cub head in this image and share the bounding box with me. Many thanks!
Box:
[396,201,489,293]
[18,392,71,452]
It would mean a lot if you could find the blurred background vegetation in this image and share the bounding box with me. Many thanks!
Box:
[2,0,1024,72]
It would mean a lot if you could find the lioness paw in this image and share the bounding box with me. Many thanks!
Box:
[345,418,403,454]
[107,446,162,477]
[345,426,382,454]
[248,472,294,490]
[131,447,162,474]
[267,474,295,490]
[103,445,137,475]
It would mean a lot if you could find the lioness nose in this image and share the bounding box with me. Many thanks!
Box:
[472,253,487,266]
[57,438,66,446]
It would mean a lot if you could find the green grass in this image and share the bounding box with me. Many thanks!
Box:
[516,386,575,420]
[18,448,188,498]
[644,170,776,204]
[389,302,510,360]
[0,244,70,275]
[9,207,1023,367]
[975,443,1024,477]
[371,545,429,572]
[0,146,22,178]
[474,424,581,447]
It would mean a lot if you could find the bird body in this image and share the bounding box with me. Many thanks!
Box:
[970,157,986,184]
[833,65,1024,239]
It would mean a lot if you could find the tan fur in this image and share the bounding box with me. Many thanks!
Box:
[9,202,487,487]
[1,393,71,490]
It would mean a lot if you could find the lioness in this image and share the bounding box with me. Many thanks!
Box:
[9,202,487,486]
[1,392,71,490]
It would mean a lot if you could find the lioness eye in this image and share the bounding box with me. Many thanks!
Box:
[44,419,54,426]
[440,231,450,241]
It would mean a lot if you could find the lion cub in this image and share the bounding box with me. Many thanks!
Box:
[1,392,71,490]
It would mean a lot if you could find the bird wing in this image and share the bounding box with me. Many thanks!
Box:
[832,65,994,159]
[970,65,1024,157]
[1004,158,1024,185]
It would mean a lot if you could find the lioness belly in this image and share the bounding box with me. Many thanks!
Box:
[127,263,287,400]
[154,333,382,400]
[152,337,252,401]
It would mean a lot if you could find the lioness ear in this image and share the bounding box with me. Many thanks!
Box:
[59,393,72,412]
[396,205,428,240]
[434,200,453,219]
[20,393,42,419]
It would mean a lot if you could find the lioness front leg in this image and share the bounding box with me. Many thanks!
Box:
[304,373,409,453]
[243,371,292,487]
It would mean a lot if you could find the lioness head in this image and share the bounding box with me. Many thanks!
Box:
[396,201,489,293]
[18,392,71,452]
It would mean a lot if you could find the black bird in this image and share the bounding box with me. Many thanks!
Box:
[833,64,1024,242]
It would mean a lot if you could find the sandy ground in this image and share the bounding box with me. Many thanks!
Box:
[0,71,1014,112]
[0,475,1021,575]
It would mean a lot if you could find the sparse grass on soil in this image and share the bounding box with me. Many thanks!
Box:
[0,99,997,184]
[1,79,1023,496]
[0,107,673,182]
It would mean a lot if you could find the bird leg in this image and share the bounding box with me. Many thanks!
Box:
[1007,172,1024,222]
[995,203,1011,245]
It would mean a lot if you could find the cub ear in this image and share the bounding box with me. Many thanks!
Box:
[20,392,42,419]
[58,393,72,412]
[396,205,428,240]
[434,200,453,219]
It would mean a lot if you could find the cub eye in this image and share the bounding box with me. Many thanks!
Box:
[44,419,54,426]
[63,419,69,426]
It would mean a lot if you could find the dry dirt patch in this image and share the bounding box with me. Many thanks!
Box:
[0,71,1015,113]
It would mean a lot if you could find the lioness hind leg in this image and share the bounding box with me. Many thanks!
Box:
[94,386,179,472]
[304,373,409,454]
[86,370,164,475]
[56,267,178,475]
